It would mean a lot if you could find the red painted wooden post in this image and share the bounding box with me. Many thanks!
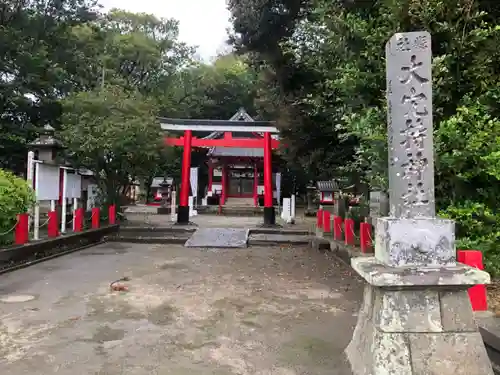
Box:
[360,222,373,253]
[74,208,84,232]
[92,207,100,229]
[253,163,258,207]
[108,204,116,225]
[317,208,323,228]
[457,250,488,311]
[178,129,193,224]
[47,211,59,238]
[344,218,355,245]
[263,132,275,225]
[322,210,331,234]
[221,164,227,206]
[15,213,29,245]
[333,216,343,241]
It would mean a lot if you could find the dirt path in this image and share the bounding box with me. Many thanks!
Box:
[0,242,362,375]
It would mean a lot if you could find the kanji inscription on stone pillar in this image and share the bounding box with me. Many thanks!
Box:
[386,31,435,218]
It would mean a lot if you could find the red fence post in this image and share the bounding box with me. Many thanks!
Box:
[47,211,59,238]
[317,208,323,228]
[344,218,355,245]
[323,210,331,234]
[92,207,100,229]
[457,250,488,311]
[360,222,373,253]
[108,204,116,225]
[15,213,29,245]
[74,208,84,232]
[316,208,323,229]
[333,216,343,241]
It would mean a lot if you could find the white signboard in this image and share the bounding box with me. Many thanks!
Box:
[323,192,333,201]
[35,163,60,201]
[66,172,82,199]
[275,172,281,203]
[281,198,291,220]
[190,167,198,198]
[86,183,99,210]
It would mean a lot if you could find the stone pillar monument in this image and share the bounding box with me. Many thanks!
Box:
[345,31,493,375]
[157,178,171,215]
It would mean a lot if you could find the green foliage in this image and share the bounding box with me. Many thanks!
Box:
[0,169,35,245]
[71,9,194,94]
[162,54,259,119]
[229,0,500,274]
[439,202,500,276]
[59,85,162,205]
[0,0,100,174]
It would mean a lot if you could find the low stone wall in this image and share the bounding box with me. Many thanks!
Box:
[0,225,119,267]
[311,228,500,375]
[478,315,500,374]
[310,228,372,265]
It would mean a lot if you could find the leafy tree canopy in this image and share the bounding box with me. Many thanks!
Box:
[228,0,500,273]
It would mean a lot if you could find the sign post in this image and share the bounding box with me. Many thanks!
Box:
[345,32,493,375]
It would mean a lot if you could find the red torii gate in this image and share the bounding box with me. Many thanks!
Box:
[161,117,280,226]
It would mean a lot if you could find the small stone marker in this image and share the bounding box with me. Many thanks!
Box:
[170,190,177,222]
[368,190,389,223]
[333,194,348,218]
[281,198,292,221]
[345,32,493,375]
[184,228,249,248]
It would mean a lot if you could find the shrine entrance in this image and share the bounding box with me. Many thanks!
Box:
[228,168,255,197]
[161,108,280,226]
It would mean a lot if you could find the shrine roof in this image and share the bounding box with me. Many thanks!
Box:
[208,147,264,157]
[316,180,339,192]
[151,177,173,188]
[160,108,279,134]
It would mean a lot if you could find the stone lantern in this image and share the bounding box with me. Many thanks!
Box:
[157,176,173,215]
[305,181,316,216]
[27,125,64,165]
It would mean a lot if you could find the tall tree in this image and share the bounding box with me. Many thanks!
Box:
[161,53,259,119]
[71,9,194,94]
[59,85,163,205]
[0,0,99,174]
[229,0,500,273]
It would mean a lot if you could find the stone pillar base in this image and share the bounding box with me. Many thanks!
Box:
[346,257,493,375]
[263,206,276,226]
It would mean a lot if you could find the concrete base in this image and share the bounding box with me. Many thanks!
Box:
[375,217,455,267]
[309,237,331,253]
[156,206,171,215]
[184,228,249,248]
[177,205,189,224]
[346,259,494,375]
[263,206,276,226]
[352,256,490,287]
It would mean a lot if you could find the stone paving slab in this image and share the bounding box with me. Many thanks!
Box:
[248,233,312,246]
[184,228,249,248]
[0,241,362,375]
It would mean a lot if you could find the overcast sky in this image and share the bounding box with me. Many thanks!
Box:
[98,0,232,61]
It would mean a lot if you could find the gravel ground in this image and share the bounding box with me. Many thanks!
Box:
[0,241,362,375]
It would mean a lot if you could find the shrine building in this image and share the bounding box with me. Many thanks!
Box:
[161,108,280,225]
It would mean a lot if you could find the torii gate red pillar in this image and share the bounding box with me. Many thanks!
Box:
[178,130,192,224]
[263,132,275,225]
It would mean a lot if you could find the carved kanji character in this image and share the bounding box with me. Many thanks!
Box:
[400,55,429,85]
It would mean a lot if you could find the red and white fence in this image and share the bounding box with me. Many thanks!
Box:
[11,204,117,246]
[316,208,488,312]
[316,208,373,253]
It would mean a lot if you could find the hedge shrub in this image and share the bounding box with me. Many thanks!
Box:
[0,169,35,246]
